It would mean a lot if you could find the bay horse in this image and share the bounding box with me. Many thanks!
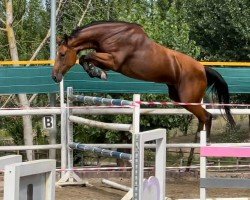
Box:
[52,21,235,139]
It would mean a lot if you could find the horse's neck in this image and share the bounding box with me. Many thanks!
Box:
[68,25,109,50]
[68,30,97,50]
[69,24,130,51]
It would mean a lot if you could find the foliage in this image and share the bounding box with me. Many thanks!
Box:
[4,117,24,145]
[178,0,250,60]
[218,124,249,143]
[231,94,250,104]
[0,0,50,61]
[114,1,200,57]
[1,115,50,146]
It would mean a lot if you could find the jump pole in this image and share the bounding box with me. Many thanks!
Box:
[69,95,132,106]
[69,142,132,160]
[102,179,131,192]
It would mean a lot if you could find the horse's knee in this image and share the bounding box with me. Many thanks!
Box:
[81,62,92,72]
[80,61,107,80]
[79,55,86,65]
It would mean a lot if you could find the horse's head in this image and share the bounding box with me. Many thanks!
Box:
[52,35,77,83]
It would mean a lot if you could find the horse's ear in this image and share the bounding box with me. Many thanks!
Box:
[63,34,69,44]
[56,36,63,45]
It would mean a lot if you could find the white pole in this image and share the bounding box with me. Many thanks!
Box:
[102,179,131,192]
[49,0,57,160]
[60,77,65,108]
[155,130,166,200]
[0,144,61,151]
[68,115,132,132]
[200,130,207,200]
[200,99,207,200]
[60,103,67,176]
[132,94,141,200]
[67,87,74,182]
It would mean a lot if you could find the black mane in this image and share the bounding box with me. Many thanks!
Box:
[68,20,141,38]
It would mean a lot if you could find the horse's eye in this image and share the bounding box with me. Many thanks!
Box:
[60,53,66,58]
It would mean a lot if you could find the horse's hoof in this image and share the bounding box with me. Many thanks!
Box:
[100,71,108,80]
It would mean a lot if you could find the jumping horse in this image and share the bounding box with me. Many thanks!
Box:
[52,21,235,139]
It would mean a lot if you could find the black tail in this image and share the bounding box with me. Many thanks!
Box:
[205,67,236,127]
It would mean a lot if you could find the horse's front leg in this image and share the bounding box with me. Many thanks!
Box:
[84,52,119,71]
[79,55,107,80]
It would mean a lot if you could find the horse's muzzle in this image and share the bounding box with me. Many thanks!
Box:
[51,71,62,83]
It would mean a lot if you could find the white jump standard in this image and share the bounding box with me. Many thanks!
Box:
[0,155,56,200]
[57,87,136,187]
[132,129,166,200]
[59,87,167,200]
[0,155,22,171]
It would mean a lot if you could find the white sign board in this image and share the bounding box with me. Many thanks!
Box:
[43,115,54,129]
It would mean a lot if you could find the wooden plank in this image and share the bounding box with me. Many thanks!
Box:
[200,146,250,157]
[201,178,250,189]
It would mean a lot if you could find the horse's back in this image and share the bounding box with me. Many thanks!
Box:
[172,50,206,79]
[98,23,207,86]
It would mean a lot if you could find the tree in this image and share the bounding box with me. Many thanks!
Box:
[177,0,250,61]
[4,0,34,160]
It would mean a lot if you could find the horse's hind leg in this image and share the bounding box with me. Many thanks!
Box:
[167,84,210,170]
[184,105,212,139]
[167,84,211,135]
[177,83,212,141]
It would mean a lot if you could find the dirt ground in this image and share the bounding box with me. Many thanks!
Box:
[1,175,250,200]
[55,177,250,200]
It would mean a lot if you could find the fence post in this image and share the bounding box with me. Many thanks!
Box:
[132,94,141,200]
[200,130,207,200]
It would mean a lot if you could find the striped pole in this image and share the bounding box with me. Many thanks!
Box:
[69,95,133,106]
[69,142,132,160]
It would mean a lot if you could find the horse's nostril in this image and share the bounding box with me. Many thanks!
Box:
[52,75,58,83]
